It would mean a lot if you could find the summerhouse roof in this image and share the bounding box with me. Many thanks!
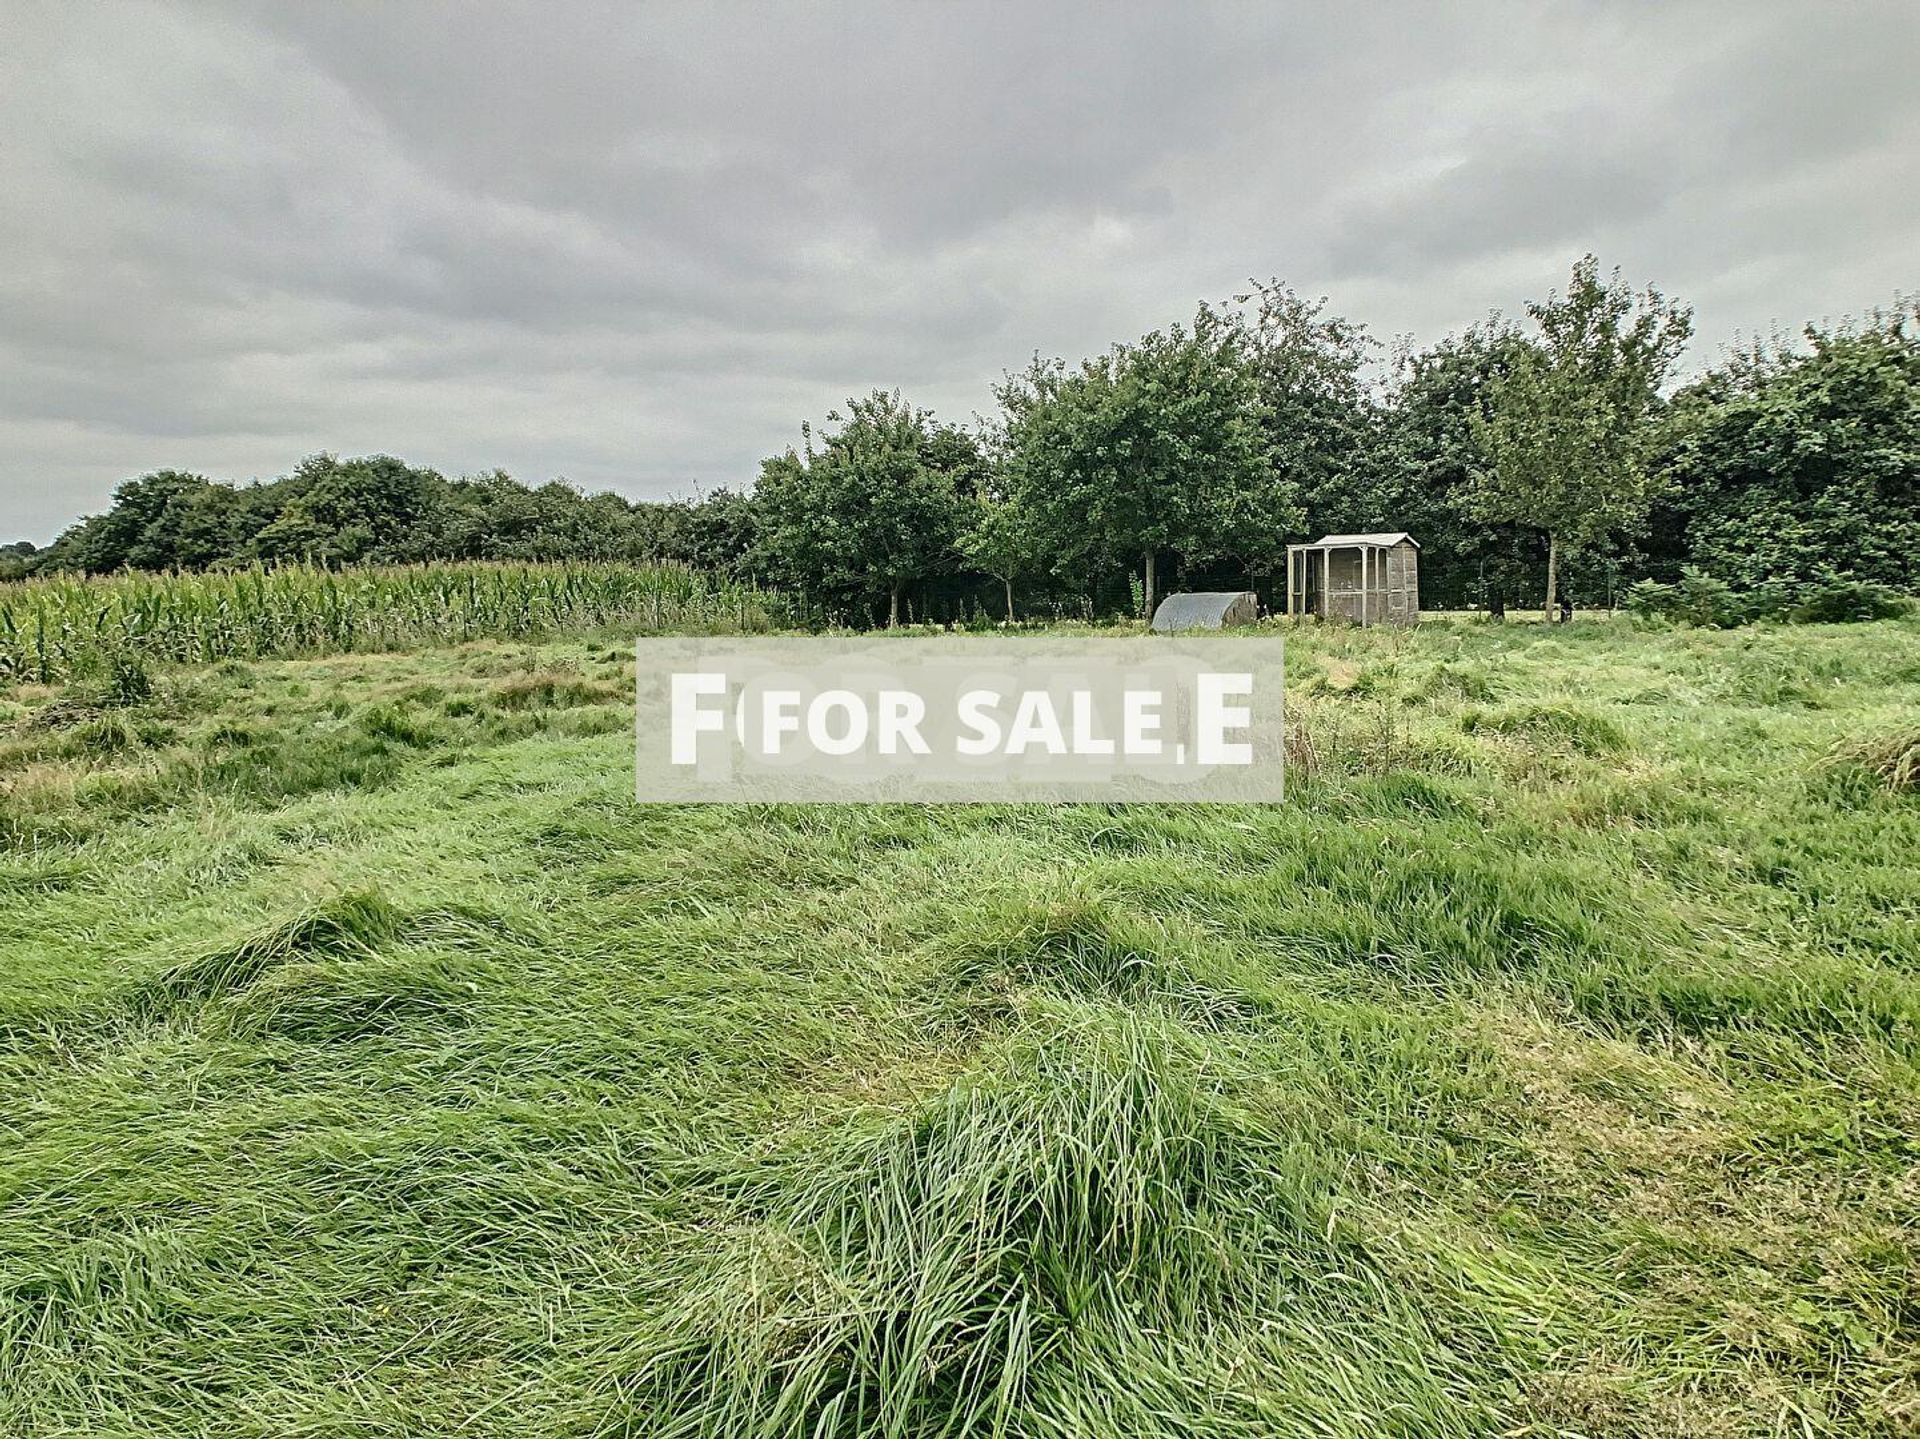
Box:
[1296,532,1420,549]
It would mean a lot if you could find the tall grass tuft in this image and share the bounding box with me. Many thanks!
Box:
[132,890,406,1018]
[1825,729,1920,792]
[612,1012,1506,1438]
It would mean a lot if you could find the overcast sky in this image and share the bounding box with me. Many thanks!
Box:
[2,1,1915,542]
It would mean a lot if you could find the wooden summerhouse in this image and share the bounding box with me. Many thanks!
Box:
[1285,532,1420,626]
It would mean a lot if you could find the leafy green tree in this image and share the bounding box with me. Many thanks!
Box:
[676,489,761,580]
[0,540,35,581]
[253,454,447,566]
[431,475,640,562]
[580,490,645,561]
[624,500,680,562]
[1232,281,1376,553]
[30,455,662,575]
[1376,323,1542,611]
[439,471,541,559]
[1469,256,1692,620]
[246,498,336,564]
[959,489,1042,623]
[35,470,223,573]
[754,391,972,626]
[1655,307,1919,608]
[167,483,252,568]
[998,310,1278,617]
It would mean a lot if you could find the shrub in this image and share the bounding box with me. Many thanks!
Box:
[1677,573,1720,622]
[1622,580,1676,622]
[1787,578,1911,625]
[1626,569,1748,628]
[1629,570,1910,629]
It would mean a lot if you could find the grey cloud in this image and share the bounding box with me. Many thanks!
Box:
[1322,124,1685,277]
[1,0,1915,541]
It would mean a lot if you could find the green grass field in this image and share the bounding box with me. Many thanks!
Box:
[2,615,1917,1437]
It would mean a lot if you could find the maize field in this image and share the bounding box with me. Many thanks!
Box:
[0,561,783,683]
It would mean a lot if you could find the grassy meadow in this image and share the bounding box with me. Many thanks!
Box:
[1,609,1917,1436]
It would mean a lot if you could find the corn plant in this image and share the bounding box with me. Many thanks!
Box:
[0,561,786,683]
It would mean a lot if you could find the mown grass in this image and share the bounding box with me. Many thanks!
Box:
[1,615,1916,1436]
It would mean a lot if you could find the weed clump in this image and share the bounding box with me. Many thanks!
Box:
[358,702,443,748]
[1359,771,1472,817]
[1415,662,1500,703]
[194,726,410,802]
[1718,650,1826,707]
[58,713,144,757]
[99,652,155,707]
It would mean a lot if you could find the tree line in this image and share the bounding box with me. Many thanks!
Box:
[8,257,1915,624]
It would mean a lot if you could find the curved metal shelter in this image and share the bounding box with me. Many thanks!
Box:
[1150,590,1260,632]
[1285,533,1420,626]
